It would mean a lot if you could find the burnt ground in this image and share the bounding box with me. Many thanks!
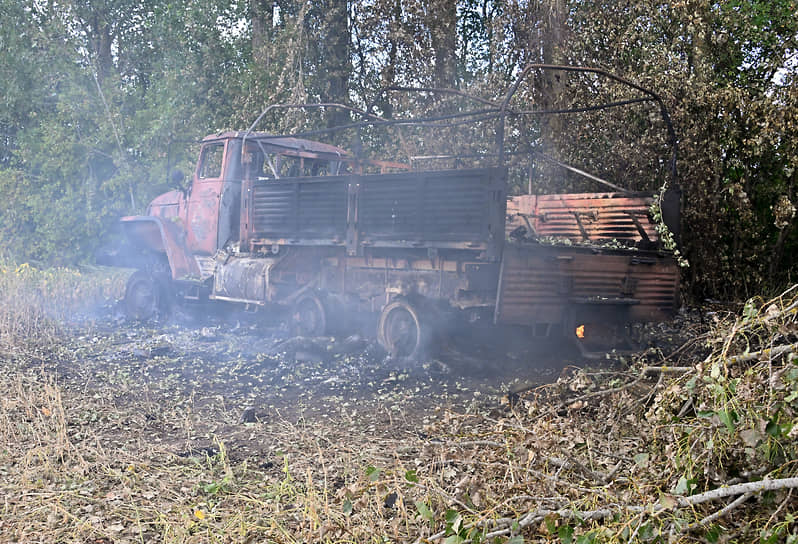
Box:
[14,295,784,544]
[31,301,600,463]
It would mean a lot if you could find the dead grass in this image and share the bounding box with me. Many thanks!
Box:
[0,262,128,344]
[0,268,797,543]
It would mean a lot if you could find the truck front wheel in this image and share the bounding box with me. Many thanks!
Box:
[124,270,162,321]
[378,299,427,360]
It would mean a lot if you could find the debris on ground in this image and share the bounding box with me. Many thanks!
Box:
[1,283,796,543]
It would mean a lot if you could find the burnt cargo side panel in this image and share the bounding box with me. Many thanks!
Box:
[506,193,658,243]
[358,168,506,254]
[249,176,349,243]
[495,244,679,327]
[245,168,506,258]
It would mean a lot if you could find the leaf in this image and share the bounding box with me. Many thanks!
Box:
[342,499,353,516]
[633,452,649,468]
[468,527,485,544]
[445,509,462,534]
[672,476,696,496]
[405,469,419,483]
[658,493,678,509]
[766,419,782,437]
[704,524,722,543]
[558,524,574,544]
[740,428,764,447]
[415,500,434,522]
[443,536,464,544]
[717,409,737,433]
[506,536,524,544]
[365,465,381,482]
[544,515,557,535]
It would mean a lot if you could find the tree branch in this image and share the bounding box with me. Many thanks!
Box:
[725,343,798,365]
[414,478,798,543]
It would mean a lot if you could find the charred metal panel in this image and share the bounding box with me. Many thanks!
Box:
[148,190,183,220]
[249,177,348,242]
[317,254,499,311]
[507,193,657,243]
[186,181,225,255]
[495,243,678,327]
[195,255,217,281]
[244,168,506,258]
[358,168,505,257]
[121,216,201,281]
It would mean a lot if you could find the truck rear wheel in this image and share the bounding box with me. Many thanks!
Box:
[378,299,427,360]
[125,270,162,321]
[291,293,327,336]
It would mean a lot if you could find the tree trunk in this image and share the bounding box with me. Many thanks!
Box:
[377,0,401,119]
[429,0,457,89]
[322,0,351,129]
[538,0,566,189]
[251,0,273,68]
[87,14,114,83]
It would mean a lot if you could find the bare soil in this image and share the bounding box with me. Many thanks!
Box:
[41,304,582,460]
[8,296,792,544]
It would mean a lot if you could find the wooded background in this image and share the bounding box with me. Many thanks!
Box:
[1,0,796,301]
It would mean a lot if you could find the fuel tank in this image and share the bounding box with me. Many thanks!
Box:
[210,256,284,304]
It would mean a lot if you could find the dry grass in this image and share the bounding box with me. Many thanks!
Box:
[0,262,128,343]
[0,267,797,543]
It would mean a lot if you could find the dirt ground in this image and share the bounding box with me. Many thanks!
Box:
[43,303,587,459]
[10,297,792,544]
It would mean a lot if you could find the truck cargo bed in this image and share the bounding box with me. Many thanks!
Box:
[242,167,507,259]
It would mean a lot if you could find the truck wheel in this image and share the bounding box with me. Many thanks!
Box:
[125,270,161,321]
[378,300,426,360]
[291,294,327,336]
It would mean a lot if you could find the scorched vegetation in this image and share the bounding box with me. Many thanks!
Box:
[1,266,797,543]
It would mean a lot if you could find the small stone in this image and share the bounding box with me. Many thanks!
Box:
[240,406,257,423]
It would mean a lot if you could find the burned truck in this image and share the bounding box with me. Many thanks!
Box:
[112,65,681,358]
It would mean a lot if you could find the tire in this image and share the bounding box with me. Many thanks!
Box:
[291,293,328,336]
[377,299,427,360]
[124,270,162,321]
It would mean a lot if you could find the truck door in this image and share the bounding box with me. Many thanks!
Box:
[186,141,226,255]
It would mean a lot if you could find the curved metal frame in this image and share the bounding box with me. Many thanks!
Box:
[242,64,679,193]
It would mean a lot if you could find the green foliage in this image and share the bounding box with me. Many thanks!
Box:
[0,0,796,299]
[648,286,798,494]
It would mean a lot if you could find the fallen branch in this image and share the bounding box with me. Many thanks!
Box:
[414,478,798,543]
[676,477,798,507]
[642,365,692,375]
[537,375,644,419]
[689,492,752,530]
[725,343,798,365]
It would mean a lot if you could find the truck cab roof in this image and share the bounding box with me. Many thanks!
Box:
[202,131,351,160]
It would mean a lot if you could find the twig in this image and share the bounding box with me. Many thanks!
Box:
[725,343,798,365]
[765,488,793,528]
[641,365,692,375]
[448,440,505,448]
[414,478,798,543]
[677,477,798,507]
[538,375,644,419]
[548,456,608,484]
[688,492,752,530]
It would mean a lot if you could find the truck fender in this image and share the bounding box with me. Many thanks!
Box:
[120,216,200,281]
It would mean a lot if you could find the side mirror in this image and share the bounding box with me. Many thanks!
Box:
[170,169,186,191]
